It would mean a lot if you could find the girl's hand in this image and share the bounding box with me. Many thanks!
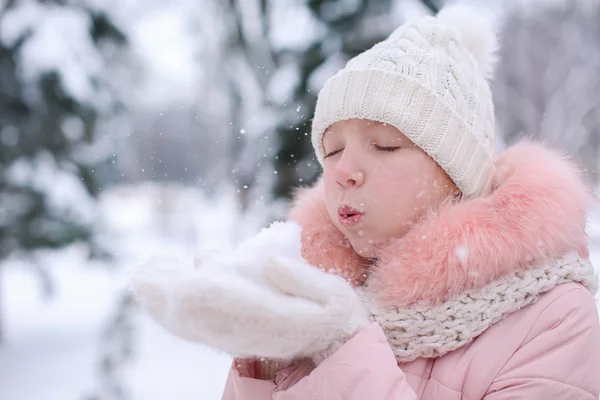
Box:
[175,255,370,361]
[128,224,369,361]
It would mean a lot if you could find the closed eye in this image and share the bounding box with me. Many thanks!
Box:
[325,145,400,158]
[374,144,401,152]
[324,148,343,159]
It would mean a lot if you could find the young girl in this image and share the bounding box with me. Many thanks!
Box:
[130,4,600,399]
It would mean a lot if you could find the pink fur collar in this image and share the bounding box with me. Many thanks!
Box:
[289,141,592,307]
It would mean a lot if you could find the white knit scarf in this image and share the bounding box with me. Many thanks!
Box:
[366,252,597,363]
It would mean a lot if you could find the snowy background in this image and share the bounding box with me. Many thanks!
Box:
[1,0,600,399]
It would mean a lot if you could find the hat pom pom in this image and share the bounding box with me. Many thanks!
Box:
[437,4,500,81]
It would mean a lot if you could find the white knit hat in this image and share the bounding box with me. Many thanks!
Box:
[311,4,500,197]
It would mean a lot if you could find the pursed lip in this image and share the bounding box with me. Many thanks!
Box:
[338,205,364,227]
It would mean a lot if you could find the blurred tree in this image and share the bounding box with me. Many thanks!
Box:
[0,1,128,341]
[272,0,443,199]
[420,0,442,13]
[494,0,600,182]
[217,0,443,208]
[86,293,137,400]
[272,0,397,199]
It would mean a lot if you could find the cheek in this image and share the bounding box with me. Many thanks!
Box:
[322,171,339,217]
[323,170,336,197]
[382,164,442,209]
[402,159,447,192]
[323,168,336,188]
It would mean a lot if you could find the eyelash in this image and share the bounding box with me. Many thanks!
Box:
[376,145,401,152]
[324,145,401,159]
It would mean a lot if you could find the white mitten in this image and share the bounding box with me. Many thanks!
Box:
[128,254,222,344]
[129,221,369,363]
[262,256,371,364]
[128,221,306,350]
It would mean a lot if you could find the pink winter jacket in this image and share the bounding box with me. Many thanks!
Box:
[223,282,600,399]
[222,142,600,399]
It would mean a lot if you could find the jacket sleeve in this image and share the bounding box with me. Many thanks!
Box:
[222,322,417,399]
[484,285,600,399]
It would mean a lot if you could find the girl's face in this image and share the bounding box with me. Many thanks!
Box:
[322,119,456,258]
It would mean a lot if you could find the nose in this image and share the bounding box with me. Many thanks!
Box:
[334,150,365,188]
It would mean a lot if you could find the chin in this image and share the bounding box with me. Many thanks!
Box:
[351,240,378,259]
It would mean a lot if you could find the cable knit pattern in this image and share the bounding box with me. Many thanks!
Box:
[365,252,597,363]
[311,7,499,197]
